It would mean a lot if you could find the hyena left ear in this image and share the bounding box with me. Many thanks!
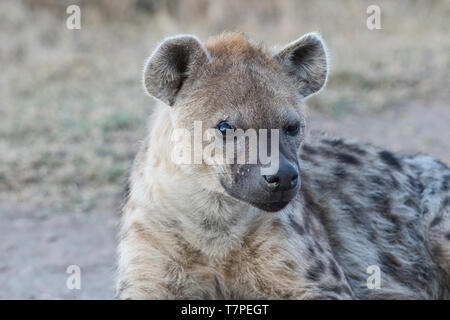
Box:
[274,32,329,99]
[143,35,210,106]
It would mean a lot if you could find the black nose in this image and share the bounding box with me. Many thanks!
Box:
[263,162,299,191]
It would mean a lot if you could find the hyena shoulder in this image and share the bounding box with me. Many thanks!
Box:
[299,137,450,298]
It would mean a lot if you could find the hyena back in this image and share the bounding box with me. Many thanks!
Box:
[116,32,450,299]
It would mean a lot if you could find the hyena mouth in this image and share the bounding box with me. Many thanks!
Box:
[221,177,299,212]
[250,200,292,212]
[252,187,299,212]
[220,160,300,212]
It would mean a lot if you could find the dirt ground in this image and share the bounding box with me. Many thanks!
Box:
[0,203,118,299]
[1,101,448,300]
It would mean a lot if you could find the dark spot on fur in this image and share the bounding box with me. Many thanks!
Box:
[355,181,365,191]
[429,186,437,196]
[442,197,450,208]
[348,207,363,225]
[442,175,450,191]
[166,267,185,296]
[343,199,377,241]
[306,264,323,282]
[379,252,411,286]
[213,276,225,299]
[445,233,450,241]
[200,217,230,233]
[116,280,131,297]
[370,193,391,213]
[431,243,443,259]
[302,186,344,264]
[316,259,325,273]
[288,214,305,236]
[130,221,147,235]
[386,171,400,189]
[161,218,181,230]
[300,153,320,166]
[339,193,378,243]
[411,262,432,284]
[321,139,367,155]
[304,217,311,234]
[434,159,450,169]
[333,166,347,179]
[271,218,286,232]
[329,259,342,281]
[319,284,342,295]
[404,198,420,212]
[123,178,131,203]
[347,273,361,282]
[405,221,424,242]
[314,241,324,253]
[346,144,368,155]
[364,222,378,243]
[283,260,298,271]
[407,175,424,194]
[172,234,206,266]
[318,146,335,158]
[335,152,361,166]
[302,144,318,155]
[379,150,402,170]
[385,222,402,243]
[380,252,401,270]
[368,175,385,186]
[430,216,442,228]
[307,245,316,257]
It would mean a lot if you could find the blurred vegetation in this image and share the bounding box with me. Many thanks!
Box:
[1,0,449,211]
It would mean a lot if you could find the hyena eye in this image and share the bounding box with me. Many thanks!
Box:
[285,122,300,136]
[217,121,233,136]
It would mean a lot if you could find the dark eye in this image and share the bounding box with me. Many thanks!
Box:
[285,122,300,136]
[217,121,233,136]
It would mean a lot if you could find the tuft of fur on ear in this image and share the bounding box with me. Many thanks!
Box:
[143,35,210,106]
[274,32,329,99]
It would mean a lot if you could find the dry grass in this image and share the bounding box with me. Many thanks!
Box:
[1,0,449,212]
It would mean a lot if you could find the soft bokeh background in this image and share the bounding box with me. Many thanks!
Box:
[0,0,449,299]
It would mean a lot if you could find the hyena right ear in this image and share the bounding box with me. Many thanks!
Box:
[274,33,329,99]
[143,35,210,106]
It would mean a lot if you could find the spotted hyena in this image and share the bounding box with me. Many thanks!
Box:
[116,32,450,299]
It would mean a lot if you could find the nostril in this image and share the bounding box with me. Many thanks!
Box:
[264,175,280,185]
[290,174,298,188]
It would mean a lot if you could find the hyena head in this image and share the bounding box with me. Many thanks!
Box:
[143,32,328,212]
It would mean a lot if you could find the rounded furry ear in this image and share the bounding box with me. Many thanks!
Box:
[274,32,329,99]
[143,35,210,106]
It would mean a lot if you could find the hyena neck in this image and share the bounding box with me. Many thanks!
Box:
[130,105,263,258]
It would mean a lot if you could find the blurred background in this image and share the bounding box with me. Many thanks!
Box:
[0,0,449,299]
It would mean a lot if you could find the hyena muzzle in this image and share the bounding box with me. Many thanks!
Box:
[116,32,450,299]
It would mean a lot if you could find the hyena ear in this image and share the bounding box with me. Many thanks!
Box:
[143,35,210,106]
[274,32,329,99]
